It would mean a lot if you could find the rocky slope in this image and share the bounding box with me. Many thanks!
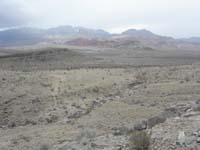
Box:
[1,63,200,149]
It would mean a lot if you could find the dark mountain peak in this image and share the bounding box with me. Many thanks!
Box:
[122,28,156,37]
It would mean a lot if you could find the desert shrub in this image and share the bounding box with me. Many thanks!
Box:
[84,107,92,115]
[128,131,150,150]
[128,81,143,88]
[45,114,58,123]
[135,72,147,84]
[76,128,96,142]
[40,144,49,150]
[92,87,99,93]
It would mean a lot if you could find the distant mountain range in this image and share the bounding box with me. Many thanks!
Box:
[0,25,200,50]
[0,26,110,45]
[180,37,200,44]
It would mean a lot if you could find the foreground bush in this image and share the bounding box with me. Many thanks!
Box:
[128,130,150,150]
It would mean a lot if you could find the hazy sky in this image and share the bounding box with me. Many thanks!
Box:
[1,0,200,37]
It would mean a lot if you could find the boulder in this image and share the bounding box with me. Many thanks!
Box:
[197,137,200,143]
[134,120,147,130]
[176,131,186,145]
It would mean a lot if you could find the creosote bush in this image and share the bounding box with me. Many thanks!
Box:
[135,72,147,84]
[128,130,150,150]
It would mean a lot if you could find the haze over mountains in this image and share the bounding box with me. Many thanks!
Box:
[0,25,200,50]
[0,26,110,45]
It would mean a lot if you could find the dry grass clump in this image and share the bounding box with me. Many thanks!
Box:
[128,130,150,150]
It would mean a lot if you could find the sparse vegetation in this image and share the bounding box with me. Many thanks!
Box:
[128,131,150,150]
[1,46,200,150]
[135,72,147,84]
[40,144,49,150]
[45,114,59,123]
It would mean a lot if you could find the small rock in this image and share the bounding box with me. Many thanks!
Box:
[193,131,198,136]
[186,136,196,145]
[197,137,200,143]
[176,131,186,146]
[113,129,123,136]
[134,120,147,130]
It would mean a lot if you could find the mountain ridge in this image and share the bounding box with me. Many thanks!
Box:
[0,26,200,50]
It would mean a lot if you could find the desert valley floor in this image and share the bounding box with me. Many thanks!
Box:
[1,46,200,150]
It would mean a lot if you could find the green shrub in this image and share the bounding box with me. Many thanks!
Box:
[128,131,150,150]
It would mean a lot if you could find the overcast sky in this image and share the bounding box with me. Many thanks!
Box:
[1,0,200,38]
